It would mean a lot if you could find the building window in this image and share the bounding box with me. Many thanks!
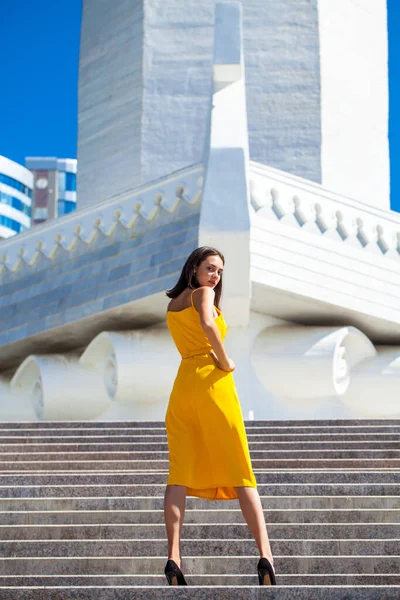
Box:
[58,200,77,216]
[0,215,28,233]
[33,207,48,220]
[0,191,31,217]
[58,171,76,194]
[65,172,76,192]
[0,173,32,198]
[58,171,66,195]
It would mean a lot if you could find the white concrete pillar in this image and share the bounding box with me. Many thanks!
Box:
[199,2,251,326]
[318,0,389,209]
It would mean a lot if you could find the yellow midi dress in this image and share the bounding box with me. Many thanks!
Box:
[165,290,257,501]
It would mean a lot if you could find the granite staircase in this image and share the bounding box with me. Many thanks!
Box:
[0,419,399,599]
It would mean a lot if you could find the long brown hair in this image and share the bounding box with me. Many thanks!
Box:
[166,246,225,308]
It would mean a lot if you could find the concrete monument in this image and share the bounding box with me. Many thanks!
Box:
[0,0,398,423]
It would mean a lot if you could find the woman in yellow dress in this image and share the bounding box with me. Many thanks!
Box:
[163,246,276,587]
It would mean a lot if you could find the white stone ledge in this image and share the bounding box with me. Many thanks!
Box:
[249,161,400,259]
[0,164,204,277]
[252,221,400,289]
[251,217,400,328]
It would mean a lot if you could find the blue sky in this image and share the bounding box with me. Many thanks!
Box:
[0,1,82,164]
[388,0,400,211]
[1,0,399,212]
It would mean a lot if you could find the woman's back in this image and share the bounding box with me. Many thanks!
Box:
[166,289,226,359]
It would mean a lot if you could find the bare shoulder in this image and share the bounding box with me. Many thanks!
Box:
[192,286,215,317]
[192,286,215,303]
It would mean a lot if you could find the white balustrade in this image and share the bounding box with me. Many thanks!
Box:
[250,161,400,260]
[0,164,204,277]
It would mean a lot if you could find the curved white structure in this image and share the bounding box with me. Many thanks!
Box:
[11,355,111,421]
[0,376,36,421]
[252,325,376,401]
[82,329,180,420]
[341,347,400,417]
[0,156,33,239]
[1,323,400,421]
[4,330,180,422]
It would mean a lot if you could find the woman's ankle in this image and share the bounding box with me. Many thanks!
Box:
[168,556,182,569]
[260,554,274,568]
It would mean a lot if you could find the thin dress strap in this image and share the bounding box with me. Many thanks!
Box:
[190,289,196,307]
[190,288,219,319]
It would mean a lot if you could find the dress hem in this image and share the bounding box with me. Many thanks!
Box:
[166,479,257,501]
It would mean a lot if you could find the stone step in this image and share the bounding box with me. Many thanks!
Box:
[4,443,400,455]
[1,495,398,512]
[10,449,394,459]
[0,423,169,431]
[1,483,400,498]
[3,433,400,444]
[0,419,399,429]
[0,574,399,586]
[0,522,399,541]
[0,587,400,600]
[0,439,400,461]
[2,432,400,442]
[3,435,400,446]
[1,425,400,438]
[3,461,400,473]
[0,435,399,452]
[1,555,399,575]
[1,538,399,558]
[3,459,400,471]
[0,448,397,464]
[1,420,398,596]
[2,430,400,442]
[2,507,400,525]
[3,440,400,455]
[0,471,399,486]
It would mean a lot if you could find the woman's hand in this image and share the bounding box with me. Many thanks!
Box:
[221,357,235,372]
[210,351,235,372]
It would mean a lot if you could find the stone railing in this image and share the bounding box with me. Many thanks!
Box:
[249,161,400,261]
[0,164,204,276]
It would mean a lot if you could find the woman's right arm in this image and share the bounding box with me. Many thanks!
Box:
[192,287,235,372]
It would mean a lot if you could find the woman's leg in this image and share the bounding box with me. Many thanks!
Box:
[164,484,187,569]
[234,486,274,566]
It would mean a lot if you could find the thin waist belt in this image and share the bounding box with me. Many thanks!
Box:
[181,351,211,360]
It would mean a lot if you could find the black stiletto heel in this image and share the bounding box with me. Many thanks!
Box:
[164,559,188,586]
[257,557,276,585]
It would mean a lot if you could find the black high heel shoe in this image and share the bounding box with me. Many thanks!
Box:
[164,559,188,586]
[257,557,276,586]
